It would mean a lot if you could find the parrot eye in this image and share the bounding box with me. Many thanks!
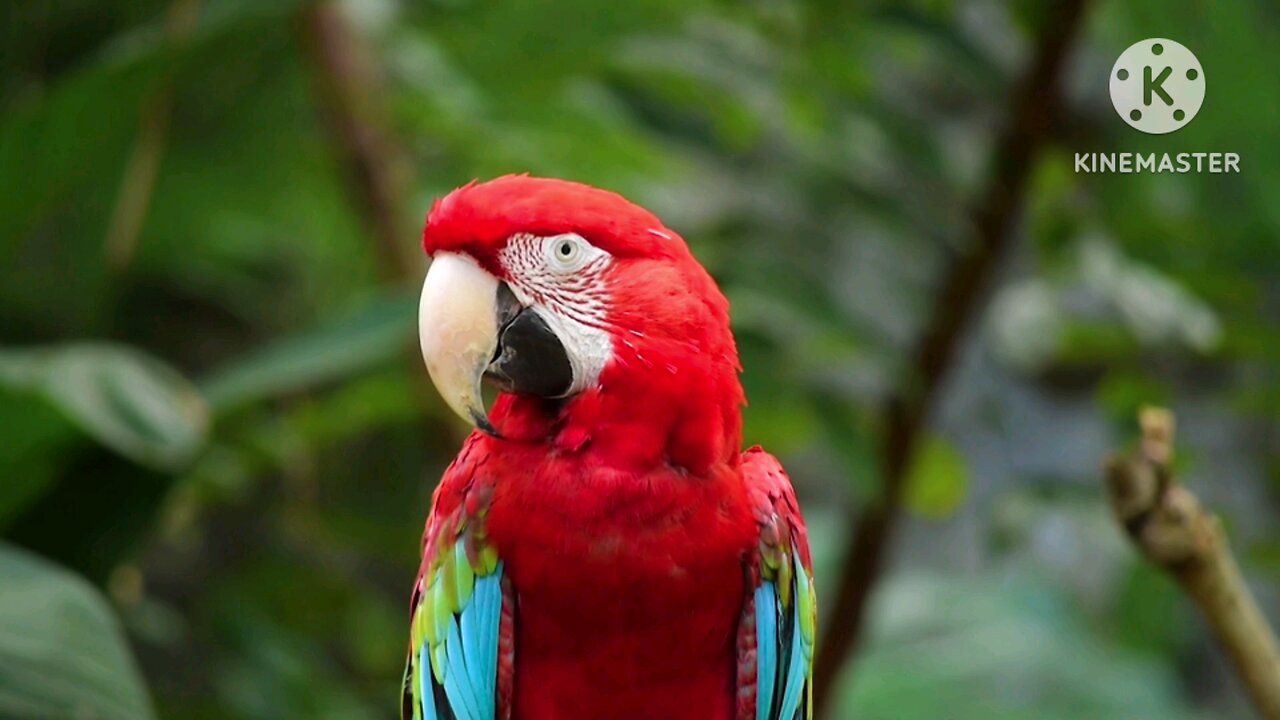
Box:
[543,233,596,273]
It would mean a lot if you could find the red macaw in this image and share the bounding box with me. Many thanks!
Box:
[404,175,815,720]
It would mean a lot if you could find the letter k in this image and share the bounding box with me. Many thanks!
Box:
[1144,65,1173,106]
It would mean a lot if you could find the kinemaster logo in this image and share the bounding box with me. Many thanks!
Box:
[1075,38,1240,175]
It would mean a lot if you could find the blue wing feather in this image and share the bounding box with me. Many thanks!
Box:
[460,596,486,709]
[443,614,482,720]
[476,568,502,700]
[419,645,438,720]
[413,563,504,720]
[755,582,779,720]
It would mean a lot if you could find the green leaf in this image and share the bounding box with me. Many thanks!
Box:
[0,542,156,720]
[199,292,417,413]
[0,344,208,471]
[904,434,969,519]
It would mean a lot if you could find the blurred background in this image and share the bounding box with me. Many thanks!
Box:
[1,0,1278,718]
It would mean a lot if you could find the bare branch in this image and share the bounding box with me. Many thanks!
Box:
[300,1,418,283]
[811,1,1091,713]
[1106,407,1280,719]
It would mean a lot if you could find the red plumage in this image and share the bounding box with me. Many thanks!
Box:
[411,176,813,719]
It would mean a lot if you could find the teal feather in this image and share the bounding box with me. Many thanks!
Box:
[460,585,494,718]
[443,617,482,720]
[419,645,438,720]
[755,582,778,720]
[476,566,503,698]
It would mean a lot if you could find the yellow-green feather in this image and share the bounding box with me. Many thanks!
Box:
[440,550,459,611]
[778,552,793,608]
[431,578,450,647]
[479,544,499,575]
[453,542,475,608]
[417,582,437,647]
[410,651,423,720]
[797,553,817,720]
[797,568,815,647]
[430,640,448,685]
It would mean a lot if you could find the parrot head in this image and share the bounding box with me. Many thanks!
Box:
[418,175,743,471]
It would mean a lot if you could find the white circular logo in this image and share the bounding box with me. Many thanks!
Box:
[1109,38,1205,135]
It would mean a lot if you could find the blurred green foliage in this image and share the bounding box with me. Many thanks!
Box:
[0,543,156,719]
[1,0,1278,718]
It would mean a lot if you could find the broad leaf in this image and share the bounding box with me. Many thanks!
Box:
[0,543,156,720]
[0,344,208,471]
[200,291,417,413]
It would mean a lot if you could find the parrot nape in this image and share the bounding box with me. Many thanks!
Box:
[405,175,815,720]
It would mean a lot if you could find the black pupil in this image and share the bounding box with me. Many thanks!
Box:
[559,243,572,257]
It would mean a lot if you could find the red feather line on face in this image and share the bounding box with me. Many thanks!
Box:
[424,175,678,271]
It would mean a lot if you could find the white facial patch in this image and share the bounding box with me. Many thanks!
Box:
[497,233,614,395]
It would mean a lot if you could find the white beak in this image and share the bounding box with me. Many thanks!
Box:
[418,252,500,430]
